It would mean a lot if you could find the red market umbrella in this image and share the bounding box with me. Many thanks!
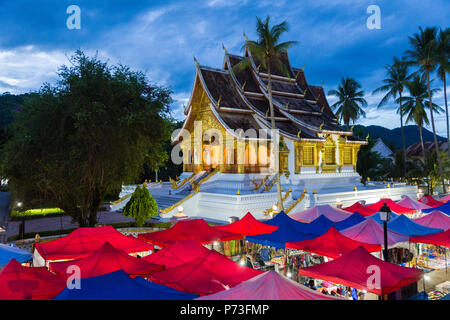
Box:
[419,195,445,208]
[342,202,377,217]
[142,240,211,269]
[35,226,153,262]
[49,242,163,279]
[367,198,416,214]
[215,212,278,236]
[138,219,241,247]
[147,248,262,296]
[410,229,450,247]
[298,246,424,296]
[0,259,66,300]
[286,227,381,259]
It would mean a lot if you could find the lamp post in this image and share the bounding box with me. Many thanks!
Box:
[379,202,391,263]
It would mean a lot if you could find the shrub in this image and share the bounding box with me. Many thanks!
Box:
[123,185,158,227]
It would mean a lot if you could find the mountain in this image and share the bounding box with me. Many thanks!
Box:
[353,125,446,150]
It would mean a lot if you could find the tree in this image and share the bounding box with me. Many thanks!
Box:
[406,26,447,193]
[235,16,297,211]
[123,185,158,226]
[436,28,450,160]
[372,57,413,178]
[328,77,367,128]
[400,74,443,159]
[1,50,172,226]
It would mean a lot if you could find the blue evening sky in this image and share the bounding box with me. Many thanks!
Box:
[0,0,448,135]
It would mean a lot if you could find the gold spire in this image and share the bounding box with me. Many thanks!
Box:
[319,121,324,131]
[222,43,228,54]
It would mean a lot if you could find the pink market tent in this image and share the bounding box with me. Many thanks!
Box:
[410,229,450,247]
[215,212,278,236]
[197,271,341,300]
[419,195,445,207]
[340,218,409,246]
[298,246,424,296]
[397,196,431,211]
[138,219,241,247]
[289,205,351,223]
[147,248,262,296]
[0,259,66,300]
[413,210,450,231]
[367,198,416,214]
[143,240,211,269]
[286,227,381,259]
[49,242,164,279]
[34,226,153,263]
[342,202,377,217]
[439,194,450,203]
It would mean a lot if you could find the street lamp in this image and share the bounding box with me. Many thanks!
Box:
[379,202,391,262]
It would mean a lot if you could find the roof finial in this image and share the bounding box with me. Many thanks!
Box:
[319,121,324,131]
[222,43,228,54]
[241,81,246,92]
[265,109,269,117]
[243,32,248,42]
[366,133,370,141]
[321,81,324,88]
[320,105,325,113]
[301,65,305,71]
[350,125,354,132]
[285,101,289,110]
[295,70,301,79]
[297,129,302,138]
[256,64,261,71]
[303,87,308,95]
[193,56,199,67]
[217,96,221,107]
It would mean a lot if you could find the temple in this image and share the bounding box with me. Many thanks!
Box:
[113,41,417,223]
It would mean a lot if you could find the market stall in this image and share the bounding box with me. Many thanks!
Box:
[367,198,416,214]
[49,242,164,279]
[342,202,377,217]
[215,212,278,236]
[197,270,342,300]
[423,201,450,215]
[298,246,424,297]
[387,215,443,236]
[147,247,262,296]
[286,227,381,259]
[410,230,450,271]
[334,212,366,231]
[340,218,409,246]
[0,258,66,300]
[138,219,241,247]
[143,240,211,269]
[34,225,153,266]
[289,204,351,223]
[413,210,450,231]
[54,269,198,300]
[438,194,450,203]
[397,196,432,212]
[0,243,32,268]
[419,195,445,207]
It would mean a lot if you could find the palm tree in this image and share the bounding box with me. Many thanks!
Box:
[328,77,367,128]
[236,16,296,211]
[400,74,443,160]
[406,26,447,194]
[372,57,413,178]
[436,28,450,160]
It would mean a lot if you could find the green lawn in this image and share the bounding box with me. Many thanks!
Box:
[11,208,64,220]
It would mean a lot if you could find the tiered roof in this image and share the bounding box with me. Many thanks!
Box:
[179,43,367,144]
